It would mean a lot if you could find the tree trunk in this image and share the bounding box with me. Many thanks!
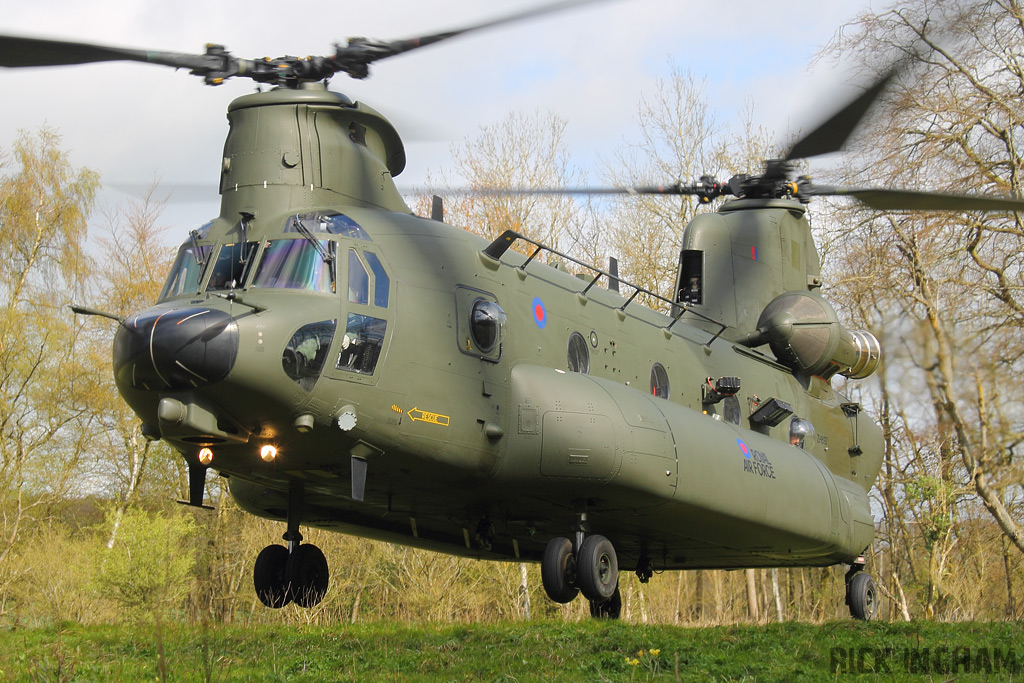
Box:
[771,568,783,622]
[745,568,759,622]
[519,562,530,619]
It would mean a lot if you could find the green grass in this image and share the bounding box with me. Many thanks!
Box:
[0,620,1021,681]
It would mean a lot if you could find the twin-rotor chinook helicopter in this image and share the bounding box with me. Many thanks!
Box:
[4,3,1024,620]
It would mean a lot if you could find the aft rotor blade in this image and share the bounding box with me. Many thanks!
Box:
[470,184,691,196]
[808,184,1024,212]
[0,34,214,71]
[784,68,898,162]
[463,179,729,199]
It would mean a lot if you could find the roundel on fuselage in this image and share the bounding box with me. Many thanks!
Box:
[532,297,547,329]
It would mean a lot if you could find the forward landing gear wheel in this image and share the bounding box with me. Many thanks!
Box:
[847,572,878,620]
[577,534,618,602]
[589,584,621,619]
[541,537,579,603]
[254,544,291,608]
[286,543,330,608]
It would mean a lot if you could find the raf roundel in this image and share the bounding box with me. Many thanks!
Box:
[532,297,547,329]
[737,438,751,459]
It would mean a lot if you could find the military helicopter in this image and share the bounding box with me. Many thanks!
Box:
[4,4,1023,621]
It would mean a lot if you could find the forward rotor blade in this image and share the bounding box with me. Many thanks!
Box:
[358,0,608,63]
[784,68,898,162]
[807,184,1024,212]
[0,34,213,71]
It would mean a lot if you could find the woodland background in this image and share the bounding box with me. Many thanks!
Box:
[0,0,1022,628]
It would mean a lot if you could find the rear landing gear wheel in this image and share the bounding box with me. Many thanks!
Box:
[847,572,878,620]
[254,544,291,608]
[286,543,330,608]
[541,537,579,603]
[577,534,618,602]
[589,584,621,619]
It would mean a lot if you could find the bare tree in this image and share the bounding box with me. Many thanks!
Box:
[0,129,99,569]
[86,188,179,548]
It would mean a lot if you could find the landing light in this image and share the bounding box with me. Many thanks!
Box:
[260,444,278,462]
[198,447,214,465]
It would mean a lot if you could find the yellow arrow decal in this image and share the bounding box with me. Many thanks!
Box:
[407,407,450,427]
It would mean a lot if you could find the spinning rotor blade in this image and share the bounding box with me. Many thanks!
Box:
[335,0,606,73]
[471,183,701,196]
[783,68,899,161]
[0,34,224,72]
[802,184,1024,212]
[465,177,731,202]
[1,0,607,84]
[0,35,147,67]
[467,178,1024,213]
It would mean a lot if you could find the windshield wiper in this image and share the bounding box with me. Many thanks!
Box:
[189,229,209,267]
[291,216,336,286]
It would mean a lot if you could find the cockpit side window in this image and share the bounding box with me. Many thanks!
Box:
[348,249,369,305]
[336,313,386,375]
[206,242,258,291]
[160,242,211,300]
[363,251,390,308]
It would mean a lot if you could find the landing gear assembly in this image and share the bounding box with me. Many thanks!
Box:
[253,541,330,608]
[541,516,621,618]
[252,483,330,609]
[844,558,878,620]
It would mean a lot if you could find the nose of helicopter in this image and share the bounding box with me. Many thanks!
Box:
[113,307,239,391]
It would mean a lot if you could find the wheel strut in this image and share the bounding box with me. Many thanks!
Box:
[284,481,304,553]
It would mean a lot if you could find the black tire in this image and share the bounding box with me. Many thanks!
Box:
[589,585,622,619]
[253,544,291,608]
[577,534,618,602]
[541,537,579,603]
[286,543,330,608]
[848,572,878,620]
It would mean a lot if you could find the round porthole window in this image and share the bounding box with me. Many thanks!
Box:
[470,299,505,354]
[567,331,590,374]
[650,363,669,398]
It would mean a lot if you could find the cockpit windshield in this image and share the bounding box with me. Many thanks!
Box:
[251,238,335,292]
[207,242,258,291]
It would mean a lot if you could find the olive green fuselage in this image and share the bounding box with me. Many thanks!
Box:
[114,85,883,575]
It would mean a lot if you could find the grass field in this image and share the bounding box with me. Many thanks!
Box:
[1,619,1021,681]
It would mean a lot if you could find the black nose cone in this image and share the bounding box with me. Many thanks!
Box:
[114,307,238,391]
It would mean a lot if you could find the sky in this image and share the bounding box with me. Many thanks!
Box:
[0,0,875,236]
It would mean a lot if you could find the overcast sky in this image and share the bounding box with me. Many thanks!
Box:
[1,0,873,233]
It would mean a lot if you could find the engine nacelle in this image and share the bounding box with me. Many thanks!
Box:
[745,291,880,380]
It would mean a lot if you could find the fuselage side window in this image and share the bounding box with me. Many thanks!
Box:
[651,363,670,398]
[567,331,590,374]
